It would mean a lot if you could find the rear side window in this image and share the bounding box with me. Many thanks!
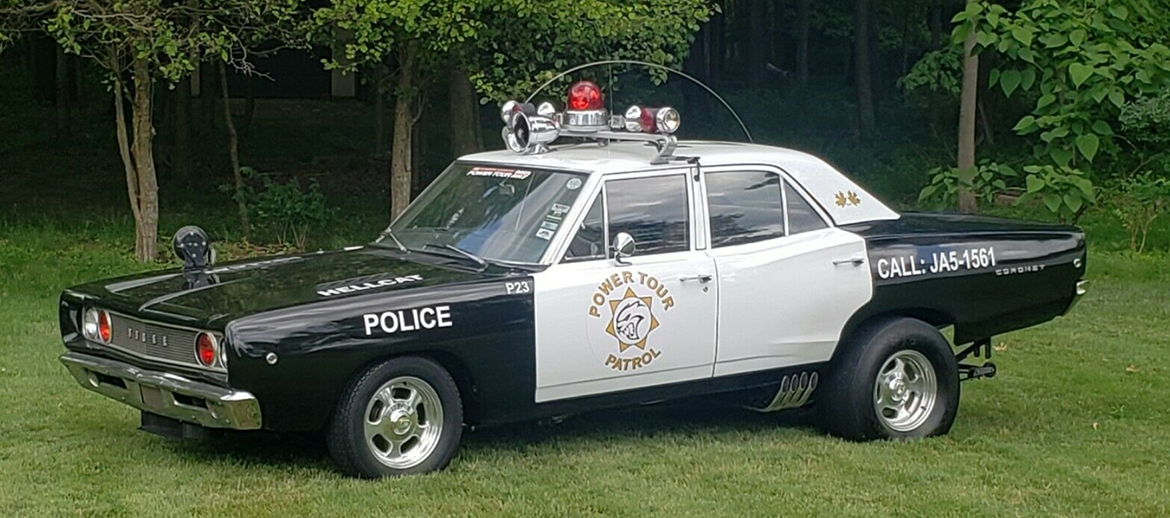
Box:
[784,180,828,234]
[706,171,786,248]
[606,175,690,256]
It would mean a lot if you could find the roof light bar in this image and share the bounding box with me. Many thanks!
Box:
[499,81,683,163]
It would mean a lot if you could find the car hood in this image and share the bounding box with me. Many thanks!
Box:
[65,247,511,327]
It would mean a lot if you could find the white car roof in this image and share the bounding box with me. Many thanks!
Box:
[459,140,900,225]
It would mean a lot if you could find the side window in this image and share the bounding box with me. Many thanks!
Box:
[784,180,829,234]
[706,171,786,248]
[606,175,690,256]
[563,195,605,261]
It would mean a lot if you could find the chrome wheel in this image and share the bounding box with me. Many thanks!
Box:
[363,376,444,470]
[873,349,937,432]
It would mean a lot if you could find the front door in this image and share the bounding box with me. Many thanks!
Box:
[533,170,719,403]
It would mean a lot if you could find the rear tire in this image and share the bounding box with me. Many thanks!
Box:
[821,317,959,441]
[326,356,463,478]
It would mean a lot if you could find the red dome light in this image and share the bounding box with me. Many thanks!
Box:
[567,80,604,111]
[97,311,111,343]
[195,332,218,367]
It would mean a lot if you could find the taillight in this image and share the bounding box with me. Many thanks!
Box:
[195,332,218,367]
[567,80,603,111]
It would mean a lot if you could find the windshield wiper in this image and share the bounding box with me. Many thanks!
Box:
[376,229,408,253]
[422,243,487,270]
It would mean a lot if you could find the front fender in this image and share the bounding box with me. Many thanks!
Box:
[225,278,535,431]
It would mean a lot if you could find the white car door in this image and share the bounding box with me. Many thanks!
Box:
[532,168,719,403]
[700,166,873,377]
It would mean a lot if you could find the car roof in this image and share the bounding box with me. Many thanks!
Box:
[458,140,900,225]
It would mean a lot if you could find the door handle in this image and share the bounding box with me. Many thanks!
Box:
[680,274,713,283]
[833,256,866,267]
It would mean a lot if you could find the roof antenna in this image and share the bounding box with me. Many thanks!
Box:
[525,59,752,143]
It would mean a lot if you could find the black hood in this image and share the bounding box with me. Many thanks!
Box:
[66,247,514,327]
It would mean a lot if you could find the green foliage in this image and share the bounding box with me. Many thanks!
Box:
[227,168,332,249]
[958,0,1170,171]
[1119,90,1170,144]
[469,0,712,102]
[1105,172,1170,253]
[919,161,1017,207]
[1019,165,1095,224]
[898,46,962,97]
[34,0,303,82]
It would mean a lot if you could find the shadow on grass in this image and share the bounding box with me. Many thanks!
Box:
[160,399,823,473]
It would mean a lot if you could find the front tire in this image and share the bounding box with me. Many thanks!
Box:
[326,356,463,478]
[821,317,959,441]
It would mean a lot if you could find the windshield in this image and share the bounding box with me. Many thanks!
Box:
[382,164,589,264]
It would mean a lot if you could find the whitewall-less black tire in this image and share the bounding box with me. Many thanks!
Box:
[821,317,959,441]
[326,356,463,478]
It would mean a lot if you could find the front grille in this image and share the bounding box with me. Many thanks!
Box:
[107,313,206,369]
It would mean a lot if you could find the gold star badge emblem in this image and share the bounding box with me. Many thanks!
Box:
[605,287,660,352]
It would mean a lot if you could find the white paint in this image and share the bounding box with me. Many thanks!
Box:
[458,140,899,226]
[532,169,718,403]
[532,253,718,402]
[706,228,873,376]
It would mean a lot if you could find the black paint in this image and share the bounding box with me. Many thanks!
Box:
[842,212,1086,344]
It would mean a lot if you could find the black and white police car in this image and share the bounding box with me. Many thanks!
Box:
[58,79,1087,478]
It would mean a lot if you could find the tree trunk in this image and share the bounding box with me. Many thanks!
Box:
[448,66,480,157]
[957,24,979,214]
[710,10,725,80]
[746,0,767,86]
[174,77,192,179]
[930,0,943,49]
[219,61,251,240]
[112,61,143,257]
[900,11,911,76]
[390,50,417,219]
[374,89,387,157]
[796,0,810,88]
[200,63,218,137]
[241,74,255,133]
[55,45,71,139]
[120,57,160,263]
[854,0,876,139]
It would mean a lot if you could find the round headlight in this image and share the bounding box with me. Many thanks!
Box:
[655,107,681,134]
[82,309,100,341]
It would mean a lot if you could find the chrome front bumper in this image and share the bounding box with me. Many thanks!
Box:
[60,351,261,430]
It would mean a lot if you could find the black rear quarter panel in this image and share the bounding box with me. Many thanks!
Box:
[843,213,1086,344]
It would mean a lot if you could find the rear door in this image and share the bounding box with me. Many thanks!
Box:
[701,166,873,377]
[532,168,719,402]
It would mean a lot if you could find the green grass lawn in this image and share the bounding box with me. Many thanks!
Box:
[1,211,1169,518]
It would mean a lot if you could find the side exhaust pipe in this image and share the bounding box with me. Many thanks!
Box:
[749,371,819,413]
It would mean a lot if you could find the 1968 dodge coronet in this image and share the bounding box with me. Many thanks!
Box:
[59,81,1086,478]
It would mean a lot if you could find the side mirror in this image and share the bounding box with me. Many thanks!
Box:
[612,232,636,263]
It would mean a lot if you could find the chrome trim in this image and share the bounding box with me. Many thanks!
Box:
[60,351,261,430]
[1064,280,1087,315]
[92,308,226,373]
[748,371,819,412]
